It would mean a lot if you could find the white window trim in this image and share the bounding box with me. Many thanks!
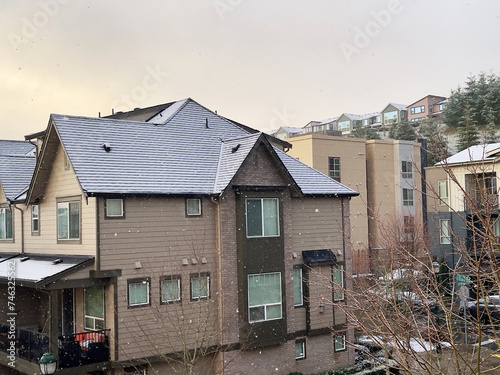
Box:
[334,335,346,351]
[31,204,39,233]
[84,286,105,330]
[295,339,306,360]
[161,276,181,303]
[57,200,80,240]
[248,272,283,323]
[128,279,150,307]
[191,273,210,300]
[438,180,449,206]
[245,198,280,238]
[0,207,13,240]
[403,188,414,206]
[440,219,451,244]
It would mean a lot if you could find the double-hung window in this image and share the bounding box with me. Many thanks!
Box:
[248,272,282,322]
[0,207,13,240]
[32,205,39,234]
[246,198,279,237]
[438,180,449,205]
[403,188,414,206]
[57,201,80,240]
[334,334,346,351]
[332,265,344,301]
[128,279,150,307]
[329,157,340,181]
[401,161,413,179]
[293,267,304,307]
[84,286,105,330]
[161,276,181,303]
[440,219,451,244]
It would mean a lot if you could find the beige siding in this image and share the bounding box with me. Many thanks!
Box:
[23,143,97,256]
[99,196,218,361]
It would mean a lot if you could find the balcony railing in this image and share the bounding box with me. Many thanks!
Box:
[464,194,499,212]
[0,323,49,363]
[58,329,110,369]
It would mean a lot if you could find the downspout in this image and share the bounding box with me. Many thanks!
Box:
[13,204,24,254]
[211,196,223,353]
[95,197,100,271]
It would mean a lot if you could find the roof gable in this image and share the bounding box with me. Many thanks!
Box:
[0,154,36,203]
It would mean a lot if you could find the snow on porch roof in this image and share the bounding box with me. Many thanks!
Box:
[0,253,94,287]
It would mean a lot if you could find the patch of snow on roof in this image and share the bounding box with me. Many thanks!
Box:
[147,98,189,124]
[437,143,500,165]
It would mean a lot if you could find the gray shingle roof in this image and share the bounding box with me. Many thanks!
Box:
[0,140,35,156]
[49,99,357,197]
[0,155,36,201]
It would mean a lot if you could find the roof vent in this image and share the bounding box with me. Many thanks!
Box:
[205,118,209,129]
[102,143,111,152]
[232,144,241,153]
[52,259,63,265]
[20,256,30,262]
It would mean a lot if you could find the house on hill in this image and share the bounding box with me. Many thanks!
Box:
[0,99,358,375]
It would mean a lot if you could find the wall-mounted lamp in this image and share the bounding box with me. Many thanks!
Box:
[319,304,325,313]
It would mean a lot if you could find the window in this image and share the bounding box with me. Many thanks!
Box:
[295,339,306,360]
[293,267,303,307]
[161,276,181,303]
[246,198,279,237]
[438,180,449,205]
[106,198,124,218]
[84,286,105,330]
[0,207,13,240]
[332,266,344,301]
[383,111,398,124]
[334,334,346,351]
[403,188,414,206]
[57,201,80,240]
[485,176,498,195]
[337,120,350,133]
[31,205,39,234]
[493,219,500,237]
[128,279,150,307]
[186,198,202,216]
[328,157,340,181]
[439,103,446,111]
[248,272,282,323]
[191,273,210,300]
[410,105,425,114]
[375,115,381,123]
[401,161,413,179]
[440,219,451,244]
[403,216,415,241]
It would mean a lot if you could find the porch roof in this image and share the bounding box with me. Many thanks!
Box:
[0,253,94,287]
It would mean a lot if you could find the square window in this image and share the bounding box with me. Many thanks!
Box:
[57,201,80,240]
[191,273,210,300]
[128,279,150,307]
[293,267,303,307]
[106,198,124,218]
[246,198,279,237]
[295,339,306,360]
[186,198,202,216]
[161,276,181,303]
[248,272,282,323]
[0,207,13,240]
[332,266,344,301]
[32,205,39,233]
[334,335,346,351]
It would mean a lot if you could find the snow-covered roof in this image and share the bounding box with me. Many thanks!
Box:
[0,140,35,156]
[0,154,36,202]
[0,253,93,286]
[341,113,364,121]
[37,99,357,198]
[318,117,339,125]
[437,143,500,165]
[388,103,408,111]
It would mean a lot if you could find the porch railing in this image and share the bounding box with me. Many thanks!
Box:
[58,329,110,369]
[0,323,49,363]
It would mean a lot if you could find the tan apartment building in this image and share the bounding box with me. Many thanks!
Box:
[286,134,423,273]
[0,99,358,375]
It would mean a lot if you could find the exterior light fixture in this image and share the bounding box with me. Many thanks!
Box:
[39,352,57,375]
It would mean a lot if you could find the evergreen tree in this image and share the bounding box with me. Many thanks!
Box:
[484,122,499,144]
[418,119,449,165]
[389,121,417,141]
[456,122,480,151]
[351,123,381,140]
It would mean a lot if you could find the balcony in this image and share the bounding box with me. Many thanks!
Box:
[58,329,110,369]
[0,324,49,363]
[464,193,499,213]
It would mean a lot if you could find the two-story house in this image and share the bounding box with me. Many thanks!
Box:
[426,143,500,270]
[0,99,358,375]
[407,95,447,123]
[381,103,408,126]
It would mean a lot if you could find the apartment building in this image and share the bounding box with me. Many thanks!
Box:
[0,99,358,375]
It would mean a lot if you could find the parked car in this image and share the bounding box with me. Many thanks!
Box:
[466,295,500,323]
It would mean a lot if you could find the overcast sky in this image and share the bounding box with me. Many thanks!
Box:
[1,0,499,140]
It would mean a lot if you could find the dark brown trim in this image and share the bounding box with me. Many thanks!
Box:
[90,269,122,278]
[104,197,126,219]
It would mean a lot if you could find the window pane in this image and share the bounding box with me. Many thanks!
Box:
[333,266,344,301]
[58,203,69,239]
[186,199,201,216]
[129,281,148,305]
[335,335,346,351]
[85,286,104,318]
[69,202,80,239]
[440,220,451,244]
[107,199,123,217]
[0,209,5,239]
[263,199,279,236]
[248,273,281,306]
[249,306,265,322]
[162,278,180,302]
[266,304,282,320]
[438,181,448,204]
[191,275,209,299]
[246,199,262,237]
[295,341,305,359]
[32,205,39,232]
[293,268,303,306]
